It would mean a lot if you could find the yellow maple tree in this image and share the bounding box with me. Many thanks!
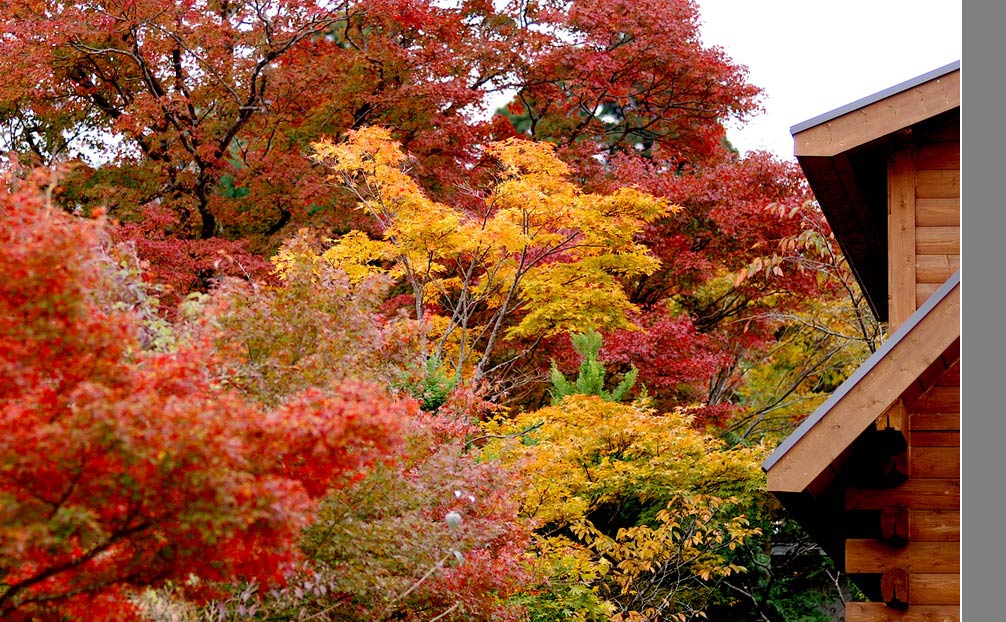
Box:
[309,127,673,387]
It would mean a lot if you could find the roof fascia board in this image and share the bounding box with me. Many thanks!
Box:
[790,61,960,135]
[792,62,960,157]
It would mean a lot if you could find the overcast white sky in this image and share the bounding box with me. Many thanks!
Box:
[695,0,962,160]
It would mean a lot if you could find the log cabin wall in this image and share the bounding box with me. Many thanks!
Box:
[844,344,961,622]
[888,112,960,331]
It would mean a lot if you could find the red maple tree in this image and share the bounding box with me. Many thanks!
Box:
[0,172,415,620]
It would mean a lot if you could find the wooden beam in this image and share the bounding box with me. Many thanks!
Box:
[909,447,959,479]
[889,145,917,330]
[916,198,960,227]
[794,70,960,157]
[880,506,911,547]
[911,431,960,447]
[846,603,959,622]
[881,568,910,609]
[767,282,959,492]
[909,509,960,542]
[916,227,960,255]
[909,573,961,605]
[910,413,960,432]
[916,170,960,198]
[846,540,958,573]
[846,479,959,511]
[916,255,960,283]
[911,387,960,414]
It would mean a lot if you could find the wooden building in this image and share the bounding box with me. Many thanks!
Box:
[763,62,960,622]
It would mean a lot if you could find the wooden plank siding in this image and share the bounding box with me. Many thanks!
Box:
[909,446,959,479]
[846,603,959,622]
[910,413,960,432]
[911,431,959,446]
[916,255,960,283]
[913,139,959,311]
[910,387,960,414]
[846,479,959,510]
[846,540,958,574]
[916,198,959,227]
[916,170,960,197]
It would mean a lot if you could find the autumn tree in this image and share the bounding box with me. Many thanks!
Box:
[0,0,766,293]
[500,0,762,183]
[484,395,765,620]
[0,172,415,620]
[308,127,670,390]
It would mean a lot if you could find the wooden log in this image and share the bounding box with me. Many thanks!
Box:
[910,387,960,414]
[916,198,960,227]
[880,506,910,547]
[909,447,959,479]
[915,254,960,283]
[915,142,960,170]
[881,568,910,609]
[915,227,959,255]
[846,540,958,573]
[909,509,960,542]
[846,603,959,622]
[909,573,960,605]
[915,170,960,198]
[911,431,959,447]
[847,479,959,511]
[910,413,959,431]
[888,146,917,330]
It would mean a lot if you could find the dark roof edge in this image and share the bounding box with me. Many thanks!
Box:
[763,269,961,472]
[789,60,961,135]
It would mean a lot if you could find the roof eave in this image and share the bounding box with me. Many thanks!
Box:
[763,271,961,492]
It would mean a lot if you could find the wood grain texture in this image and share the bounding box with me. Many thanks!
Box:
[846,479,959,511]
[916,255,960,283]
[915,227,960,255]
[909,509,960,542]
[909,573,960,605]
[910,413,960,432]
[888,146,917,330]
[915,198,960,227]
[794,70,960,157]
[846,602,959,622]
[910,387,960,414]
[909,447,959,479]
[916,170,960,198]
[846,540,958,573]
